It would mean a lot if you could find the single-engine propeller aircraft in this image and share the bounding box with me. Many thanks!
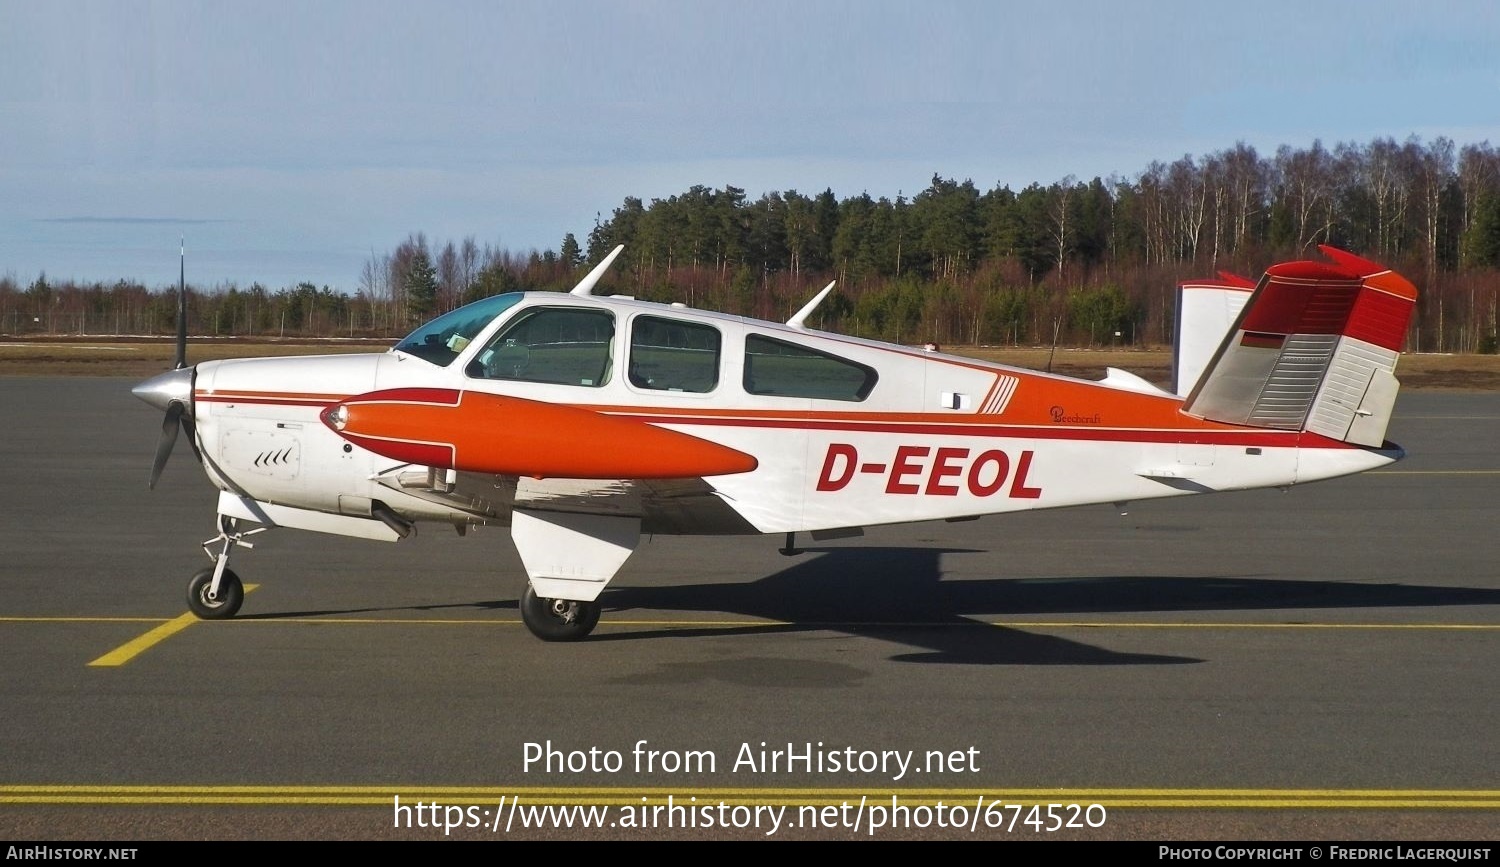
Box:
[133,244,1417,641]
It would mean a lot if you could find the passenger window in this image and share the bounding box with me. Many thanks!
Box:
[467,307,615,387]
[628,316,721,393]
[744,335,877,401]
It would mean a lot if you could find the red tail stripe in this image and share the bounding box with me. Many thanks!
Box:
[1241,279,1360,335]
[1345,288,1413,351]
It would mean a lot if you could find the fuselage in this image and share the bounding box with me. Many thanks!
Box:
[177,290,1402,539]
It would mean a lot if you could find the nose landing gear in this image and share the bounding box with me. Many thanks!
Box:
[184,515,266,620]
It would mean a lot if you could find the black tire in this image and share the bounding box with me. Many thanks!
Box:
[187,567,244,620]
[520,586,601,641]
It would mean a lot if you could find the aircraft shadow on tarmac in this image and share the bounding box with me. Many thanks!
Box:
[587,546,1500,665]
[242,546,1500,666]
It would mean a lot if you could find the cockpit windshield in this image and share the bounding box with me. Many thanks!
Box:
[392,293,524,367]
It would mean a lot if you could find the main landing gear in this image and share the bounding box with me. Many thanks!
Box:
[180,512,608,640]
[520,586,601,642]
[184,515,264,620]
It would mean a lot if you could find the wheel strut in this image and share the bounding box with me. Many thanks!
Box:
[199,515,266,603]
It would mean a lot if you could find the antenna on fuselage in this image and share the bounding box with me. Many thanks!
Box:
[569,245,626,296]
[1045,317,1061,374]
[786,281,836,329]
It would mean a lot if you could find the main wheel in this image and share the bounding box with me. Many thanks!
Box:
[520,586,601,641]
[187,567,244,620]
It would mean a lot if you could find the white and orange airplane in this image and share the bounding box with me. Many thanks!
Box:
[133,245,1417,641]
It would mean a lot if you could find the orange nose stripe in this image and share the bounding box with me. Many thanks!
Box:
[326,388,757,479]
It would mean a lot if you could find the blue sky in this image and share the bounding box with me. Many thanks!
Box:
[3,0,1497,291]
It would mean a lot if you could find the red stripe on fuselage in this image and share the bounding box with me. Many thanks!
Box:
[601,412,1343,448]
[196,393,339,406]
[196,390,1368,450]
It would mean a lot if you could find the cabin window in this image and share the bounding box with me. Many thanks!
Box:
[393,293,523,367]
[628,316,721,393]
[467,307,615,387]
[743,334,877,401]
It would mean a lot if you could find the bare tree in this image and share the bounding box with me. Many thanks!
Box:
[1136,162,1170,265]
[437,241,460,313]
[1274,140,1337,252]
[459,236,479,301]
[1168,155,1207,264]
[359,250,392,333]
[1458,142,1500,269]
[1200,153,1228,271]
[1219,142,1266,263]
[1047,175,1077,277]
[387,232,429,328]
[1411,137,1455,286]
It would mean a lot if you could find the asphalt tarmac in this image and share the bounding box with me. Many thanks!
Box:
[1,377,1497,841]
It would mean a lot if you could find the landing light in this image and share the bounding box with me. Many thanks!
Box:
[323,404,349,431]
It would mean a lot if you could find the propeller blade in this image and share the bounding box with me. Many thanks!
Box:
[149,403,184,489]
[181,413,202,463]
[174,238,188,369]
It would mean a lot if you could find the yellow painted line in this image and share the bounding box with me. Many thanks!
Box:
[86,612,204,666]
[0,616,167,623]
[86,584,259,668]
[86,614,200,667]
[0,784,1497,809]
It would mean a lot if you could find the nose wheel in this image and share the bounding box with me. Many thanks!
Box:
[184,514,264,620]
[520,586,601,641]
[187,567,244,619]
